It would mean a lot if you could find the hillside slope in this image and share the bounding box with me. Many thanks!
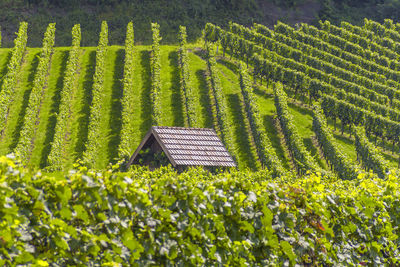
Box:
[0,45,361,170]
[0,19,399,176]
[0,45,396,171]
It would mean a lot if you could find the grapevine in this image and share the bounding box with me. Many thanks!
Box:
[82,21,108,167]
[47,24,82,170]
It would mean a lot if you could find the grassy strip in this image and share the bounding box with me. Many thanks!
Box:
[96,46,124,168]
[213,59,259,170]
[128,47,152,152]
[158,46,181,127]
[14,23,56,162]
[0,49,12,85]
[47,25,81,170]
[82,21,108,167]
[208,53,265,169]
[28,48,69,169]
[186,52,212,128]
[66,48,96,168]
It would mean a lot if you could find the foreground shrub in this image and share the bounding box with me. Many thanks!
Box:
[0,156,399,265]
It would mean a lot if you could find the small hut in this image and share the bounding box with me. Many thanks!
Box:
[127,126,236,170]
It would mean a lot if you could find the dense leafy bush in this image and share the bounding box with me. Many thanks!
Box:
[0,155,399,265]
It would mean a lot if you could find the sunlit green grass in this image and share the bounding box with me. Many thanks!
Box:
[67,47,96,169]
[215,58,259,170]
[91,46,125,169]
[29,48,70,168]
[187,52,213,129]
[159,46,183,127]
[121,47,151,158]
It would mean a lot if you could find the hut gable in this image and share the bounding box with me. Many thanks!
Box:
[127,126,237,168]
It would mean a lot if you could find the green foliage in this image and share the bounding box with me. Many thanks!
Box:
[321,95,400,148]
[1,155,400,265]
[205,21,400,157]
[178,26,198,128]
[273,82,319,175]
[354,126,390,178]
[272,21,400,90]
[14,23,56,163]
[47,24,81,171]
[83,21,108,167]
[342,20,399,54]
[318,0,400,35]
[319,20,398,60]
[0,22,28,134]
[2,18,400,174]
[150,22,162,126]
[271,21,400,99]
[3,0,400,48]
[204,43,237,162]
[137,148,170,167]
[206,22,397,111]
[239,66,285,176]
[364,18,400,43]
[233,21,400,107]
[118,22,135,159]
[272,22,398,79]
[312,104,358,179]
[299,22,400,72]
[0,0,261,47]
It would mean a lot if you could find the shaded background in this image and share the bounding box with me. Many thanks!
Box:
[1,0,399,47]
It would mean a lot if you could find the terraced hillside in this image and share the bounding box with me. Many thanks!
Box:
[0,19,399,177]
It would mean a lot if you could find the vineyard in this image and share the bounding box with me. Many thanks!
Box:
[0,20,399,175]
[2,18,400,264]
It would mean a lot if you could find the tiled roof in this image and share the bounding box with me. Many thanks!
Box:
[129,126,237,168]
